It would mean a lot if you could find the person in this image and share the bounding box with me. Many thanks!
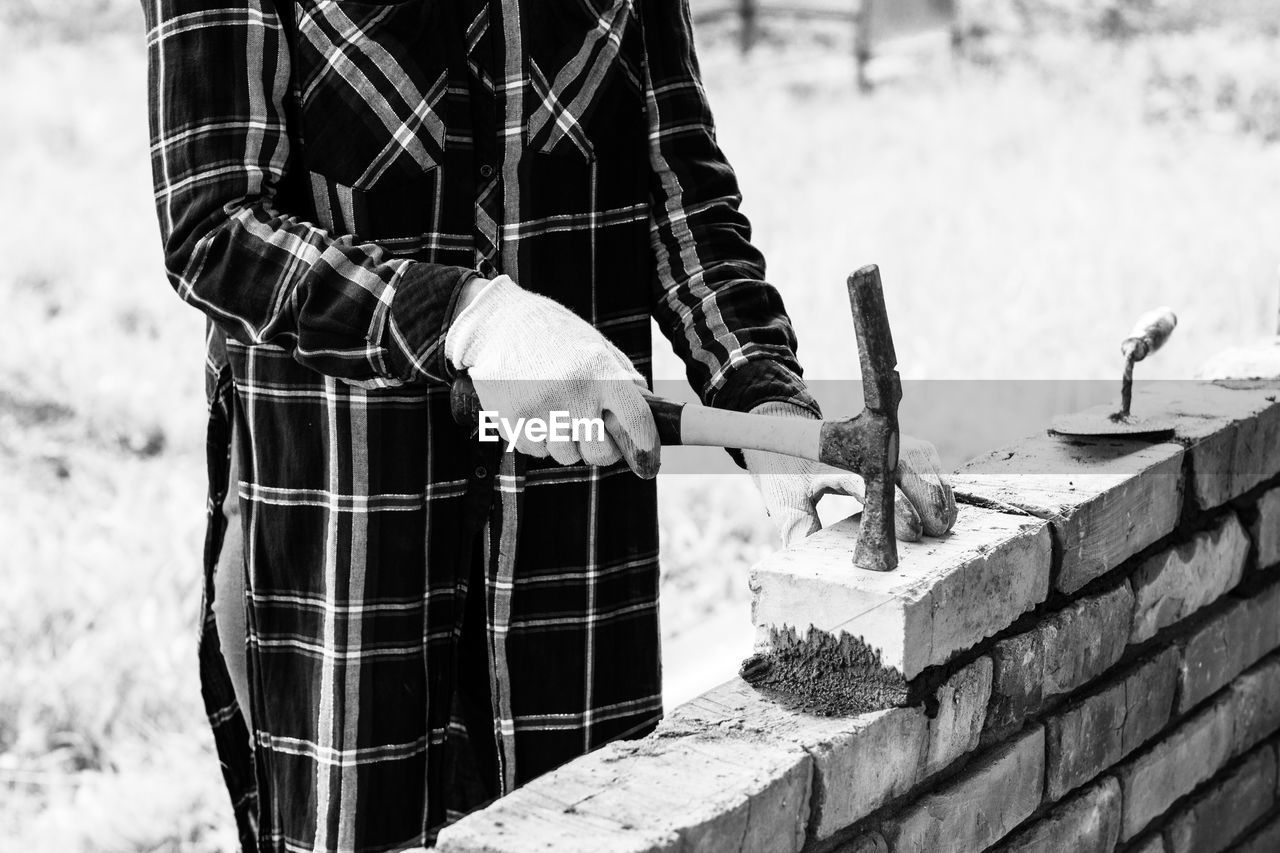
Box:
[141,1,956,850]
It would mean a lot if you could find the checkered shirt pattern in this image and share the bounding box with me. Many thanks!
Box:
[142,0,818,850]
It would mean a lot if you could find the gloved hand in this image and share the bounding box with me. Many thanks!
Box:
[445,275,660,477]
[744,401,957,547]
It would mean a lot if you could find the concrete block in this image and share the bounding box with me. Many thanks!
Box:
[669,678,927,841]
[796,707,925,840]
[987,583,1133,733]
[924,656,993,777]
[1179,581,1280,714]
[1130,512,1250,645]
[1116,694,1235,840]
[434,730,811,853]
[992,777,1121,853]
[750,504,1049,680]
[1227,654,1280,757]
[1045,647,1179,801]
[1115,381,1280,510]
[433,748,677,853]
[1164,745,1277,853]
[1253,486,1280,570]
[883,727,1045,853]
[954,434,1184,594]
[666,668,995,844]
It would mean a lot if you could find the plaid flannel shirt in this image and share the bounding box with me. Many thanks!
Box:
[143,0,817,850]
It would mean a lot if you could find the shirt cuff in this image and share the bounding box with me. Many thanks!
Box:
[707,359,822,468]
[707,358,821,417]
[383,263,481,384]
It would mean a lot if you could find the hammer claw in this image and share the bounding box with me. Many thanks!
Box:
[844,265,902,572]
[848,265,902,417]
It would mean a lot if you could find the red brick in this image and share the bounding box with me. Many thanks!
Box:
[1164,745,1277,853]
[883,727,1045,853]
[1047,679,1125,801]
[1228,654,1280,757]
[1123,647,1182,754]
[987,583,1133,733]
[1116,660,1280,844]
[1130,835,1169,853]
[1129,512,1249,644]
[1253,486,1280,570]
[1045,648,1179,801]
[987,630,1041,735]
[1179,581,1280,714]
[954,434,1184,594]
[1232,814,1280,853]
[832,833,888,853]
[924,656,992,777]
[992,777,1121,853]
[1116,692,1235,840]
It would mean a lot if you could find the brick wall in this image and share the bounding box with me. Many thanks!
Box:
[435,337,1280,853]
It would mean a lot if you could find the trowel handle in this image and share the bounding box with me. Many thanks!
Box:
[1121,307,1177,362]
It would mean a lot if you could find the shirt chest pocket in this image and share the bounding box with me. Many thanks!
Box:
[292,0,452,190]
[525,0,646,163]
[307,170,444,257]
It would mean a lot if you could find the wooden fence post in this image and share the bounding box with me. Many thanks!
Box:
[854,0,872,92]
[740,0,759,54]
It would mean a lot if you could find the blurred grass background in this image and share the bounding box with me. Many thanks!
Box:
[2,1,1279,849]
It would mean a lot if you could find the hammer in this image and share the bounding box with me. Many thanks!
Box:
[450,265,903,571]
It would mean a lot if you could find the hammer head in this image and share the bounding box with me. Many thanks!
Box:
[818,266,902,572]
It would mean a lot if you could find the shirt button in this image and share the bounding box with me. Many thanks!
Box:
[479,164,495,179]
[474,466,488,479]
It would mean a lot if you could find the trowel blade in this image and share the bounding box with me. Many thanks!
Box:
[1049,411,1174,439]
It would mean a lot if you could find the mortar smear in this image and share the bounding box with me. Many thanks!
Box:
[740,625,909,716]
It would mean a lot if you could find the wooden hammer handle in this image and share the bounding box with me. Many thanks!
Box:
[642,391,823,459]
[450,374,823,460]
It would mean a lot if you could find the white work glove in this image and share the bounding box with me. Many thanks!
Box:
[744,401,957,547]
[445,275,660,477]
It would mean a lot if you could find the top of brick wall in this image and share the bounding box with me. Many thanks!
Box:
[435,337,1280,853]
[755,342,1280,679]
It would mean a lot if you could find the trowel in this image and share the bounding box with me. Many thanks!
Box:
[1050,307,1178,439]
